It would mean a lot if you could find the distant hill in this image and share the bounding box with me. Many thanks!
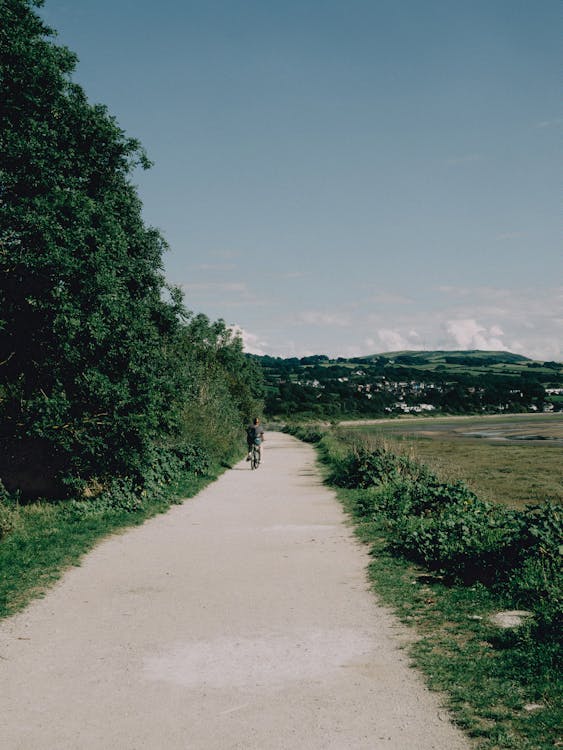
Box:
[370,350,531,365]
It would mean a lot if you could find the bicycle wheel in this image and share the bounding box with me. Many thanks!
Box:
[251,447,260,469]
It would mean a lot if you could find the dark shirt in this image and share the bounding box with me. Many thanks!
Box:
[246,424,263,445]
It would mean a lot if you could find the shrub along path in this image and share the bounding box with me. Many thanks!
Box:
[0,433,469,749]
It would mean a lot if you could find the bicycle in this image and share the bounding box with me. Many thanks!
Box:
[250,440,261,470]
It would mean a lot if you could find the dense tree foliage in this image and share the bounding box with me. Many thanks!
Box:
[176,314,263,460]
[0,0,262,498]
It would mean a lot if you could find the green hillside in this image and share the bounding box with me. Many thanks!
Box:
[356,350,555,377]
[375,350,530,365]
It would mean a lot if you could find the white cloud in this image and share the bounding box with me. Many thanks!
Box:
[377,329,409,351]
[262,340,316,358]
[298,311,351,327]
[375,327,426,352]
[197,263,237,271]
[446,319,507,350]
[231,326,269,356]
[182,282,247,293]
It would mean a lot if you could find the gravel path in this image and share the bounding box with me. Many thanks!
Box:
[0,432,470,749]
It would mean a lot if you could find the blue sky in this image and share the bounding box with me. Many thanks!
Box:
[41,0,561,360]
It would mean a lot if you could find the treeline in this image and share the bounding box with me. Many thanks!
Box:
[0,0,263,504]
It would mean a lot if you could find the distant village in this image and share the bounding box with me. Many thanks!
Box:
[296,372,563,414]
[256,352,563,418]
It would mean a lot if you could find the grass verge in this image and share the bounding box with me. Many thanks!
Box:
[0,460,231,620]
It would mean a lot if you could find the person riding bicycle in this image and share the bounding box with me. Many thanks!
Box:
[246,417,264,462]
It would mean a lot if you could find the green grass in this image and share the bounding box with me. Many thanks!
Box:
[340,414,563,508]
[0,463,229,620]
[376,437,563,509]
[336,486,562,750]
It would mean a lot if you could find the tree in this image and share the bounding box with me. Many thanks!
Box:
[176,314,263,458]
[0,0,188,496]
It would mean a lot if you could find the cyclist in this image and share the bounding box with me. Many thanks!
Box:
[246,417,264,462]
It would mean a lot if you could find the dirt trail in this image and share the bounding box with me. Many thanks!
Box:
[0,432,470,749]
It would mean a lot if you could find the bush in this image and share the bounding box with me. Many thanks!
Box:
[351,480,411,519]
[508,502,562,632]
[173,443,210,476]
[0,481,17,540]
[331,446,416,488]
[283,424,327,443]
[314,430,562,637]
[0,502,16,541]
[389,496,523,584]
[398,476,480,515]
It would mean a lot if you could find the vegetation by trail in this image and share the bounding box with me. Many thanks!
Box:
[286,423,562,750]
[0,0,263,613]
[340,415,563,509]
[1,0,263,502]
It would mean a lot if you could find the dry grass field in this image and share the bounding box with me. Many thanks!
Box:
[341,413,563,508]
